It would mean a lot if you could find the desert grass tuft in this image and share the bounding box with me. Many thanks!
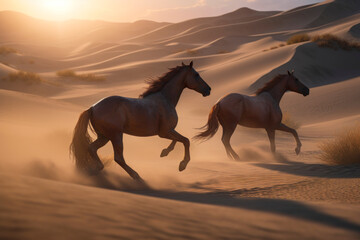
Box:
[1,71,43,84]
[319,124,360,165]
[56,69,76,78]
[311,34,360,50]
[76,73,106,82]
[57,69,106,82]
[0,46,18,55]
[286,33,310,45]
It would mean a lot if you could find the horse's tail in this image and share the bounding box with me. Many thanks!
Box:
[69,108,97,171]
[194,102,220,141]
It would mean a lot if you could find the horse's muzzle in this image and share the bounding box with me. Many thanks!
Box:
[202,88,211,97]
[302,88,310,96]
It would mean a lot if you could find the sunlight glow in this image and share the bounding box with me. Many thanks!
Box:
[41,0,74,20]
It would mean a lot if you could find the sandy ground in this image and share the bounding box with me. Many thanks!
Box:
[1,0,360,239]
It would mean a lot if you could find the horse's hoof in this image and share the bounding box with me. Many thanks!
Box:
[295,147,301,155]
[160,149,169,157]
[231,153,241,161]
[131,173,146,184]
[179,160,188,172]
[135,177,146,184]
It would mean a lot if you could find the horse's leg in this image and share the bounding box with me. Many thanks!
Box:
[160,130,189,171]
[160,140,176,157]
[276,123,302,155]
[266,128,276,153]
[89,135,109,171]
[111,134,144,182]
[220,122,240,160]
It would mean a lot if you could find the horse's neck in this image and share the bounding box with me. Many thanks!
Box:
[160,70,186,107]
[267,79,287,104]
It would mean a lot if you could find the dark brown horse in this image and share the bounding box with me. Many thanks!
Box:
[70,61,211,181]
[195,71,309,160]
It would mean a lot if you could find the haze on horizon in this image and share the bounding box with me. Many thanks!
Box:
[0,0,322,23]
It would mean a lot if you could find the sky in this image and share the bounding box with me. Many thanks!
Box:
[0,0,323,23]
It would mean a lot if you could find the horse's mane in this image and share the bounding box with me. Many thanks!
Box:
[140,65,186,98]
[255,74,285,95]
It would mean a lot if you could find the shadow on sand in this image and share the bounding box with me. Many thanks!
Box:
[129,188,360,233]
[79,155,360,234]
[254,153,360,178]
[25,159,360,233]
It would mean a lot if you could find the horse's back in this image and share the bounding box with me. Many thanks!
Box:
[219,93,245,104]
[90,95,174,138]
[218,92,280,128]
[90,96,126,136]
[92,95,127,115]
[217,93,245,122]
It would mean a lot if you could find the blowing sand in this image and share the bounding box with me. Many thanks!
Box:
[1,0,360,239]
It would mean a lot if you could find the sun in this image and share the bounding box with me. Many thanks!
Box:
[41,0,74,20]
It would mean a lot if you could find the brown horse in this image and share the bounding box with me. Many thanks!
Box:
[70,61,211,181]
[194,71,309,160]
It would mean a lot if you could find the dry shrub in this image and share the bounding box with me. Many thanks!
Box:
[57,69,105,82]
[286,33,310,45]
[2,71,43,84]
[282,111,301,130]
[265,44,285,51]
[76,73,106,82]
[56,69,76,78]
[319,124,360,165]
[286,33,360,50]
[311,34,360,50]
[0,46,17,55]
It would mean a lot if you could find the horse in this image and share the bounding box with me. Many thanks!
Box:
[70,61,211,181]
[194,71,309,160]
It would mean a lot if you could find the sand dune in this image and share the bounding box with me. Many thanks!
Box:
[308,0,360,27]
[281,76,360,125]
[0,62,16,77]
[128,7,279,43]
[250,41,360,91]
[350,22,360,37]
[0,11,168,45]
[1,0,360,239]
[132,1,329,44]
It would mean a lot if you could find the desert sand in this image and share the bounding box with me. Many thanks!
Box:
[1,0,360,239]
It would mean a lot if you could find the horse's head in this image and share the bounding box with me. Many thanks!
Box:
[183,61,211,97]
[286,70,309,96]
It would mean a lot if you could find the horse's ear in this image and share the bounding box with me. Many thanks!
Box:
[182,62,185,66]
[189,61,193,68]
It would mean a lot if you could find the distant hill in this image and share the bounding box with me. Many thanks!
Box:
[0,11,169,45]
